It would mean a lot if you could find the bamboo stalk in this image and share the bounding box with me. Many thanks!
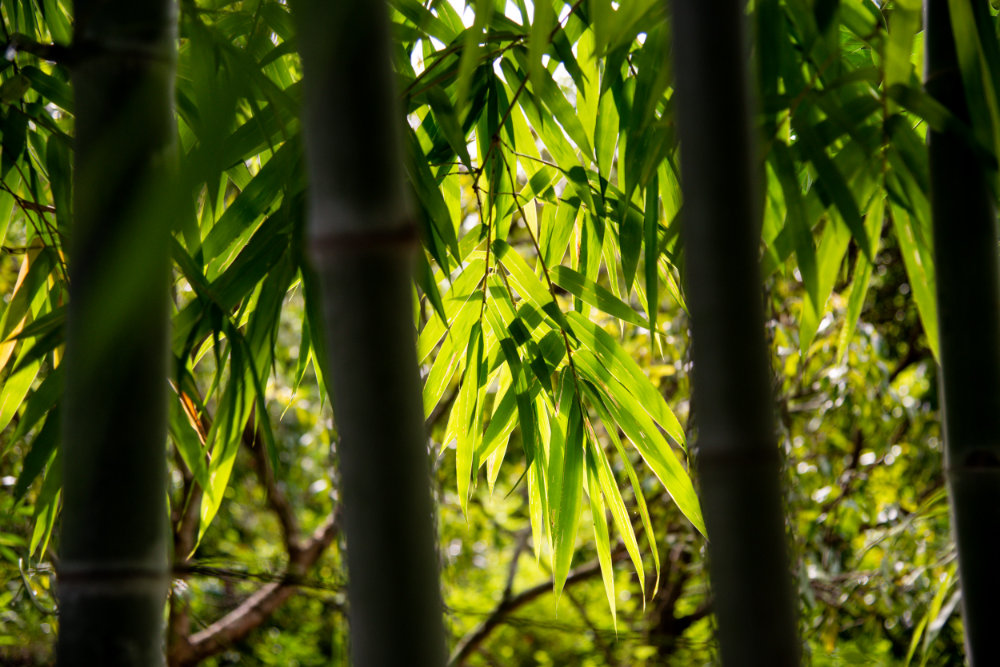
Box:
[292,1,446,664]
[670,1,800,664]
[58,1,177,664]
[925,2,1000,664]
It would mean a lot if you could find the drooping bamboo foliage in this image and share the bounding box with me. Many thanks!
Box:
[925,2,1000,663]
[670,1,800,663]
[292,1,446,664]
[57,1,177,664]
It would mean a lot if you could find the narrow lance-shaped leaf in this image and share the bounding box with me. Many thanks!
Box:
[586,443,617,629]
[551,382,585,596]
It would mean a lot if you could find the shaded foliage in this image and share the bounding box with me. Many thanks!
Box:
[0,0,991,663]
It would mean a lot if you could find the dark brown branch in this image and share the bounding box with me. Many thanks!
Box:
[244,422,302,553]
[5,33,74,63]
[673,599,712,635]
[169,512,340,666]
[448,548,627,667]
[168,451,203,662]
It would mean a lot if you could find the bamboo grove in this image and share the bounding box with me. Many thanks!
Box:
[1,0,999,663]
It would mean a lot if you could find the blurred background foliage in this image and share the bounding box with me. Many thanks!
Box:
[0,0,971,664]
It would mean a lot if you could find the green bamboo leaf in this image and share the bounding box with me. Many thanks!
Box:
[1,108,27,178]
[800,214,852,353]
[395,0,459,43]
[479,375,517,463]
[529,0,555,99]
[885,0,920,94]
[451,322,485,516]
[21,65,73,112]
[0,347,42,434]
[13,409,59,503]
[793,121,871,260]
[945,0,998,154]
[566,311,684,446]
[770,142,818,304]
[29,450,60,558]
[202,143,297,279]
[837,196,885,363]
[169,383,210,492]
[500,59,578,172]
[172,209,292,356]
[423,296,479,417]
[198,333,254,544]
[889,203,939,359]
[586,368,704,535]
[454,0,494,110]
[492,239,570,332]
[551,391,585,596]
[7,364,62,450]
[887,84,996,169]
[593,391,661,595]
[480,367,516,492]
[527,429,549,562]
[551,265,649,328]
[885,115,930,194]
[618,191,642,294]
[416,258,484,362]
[46,134,71,232]
[643,174,659,332]
[595,89,620,186]
[588,425,644,599]
[586,444,617,628]
[512,48,594,160]
[540,199,580,269]
[10,326,63,375]
[41,0,72,42]
[426,85,472,169]
[577,28,600,147]
[406,129,461,266]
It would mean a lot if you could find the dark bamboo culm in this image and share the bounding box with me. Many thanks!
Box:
[292,1,447,665]
[925,2,1000,664]
[670,1,801,664]
[58,1,178,664]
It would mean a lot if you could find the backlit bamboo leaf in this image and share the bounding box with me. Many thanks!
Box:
[492,239,571,332]
[0,244,52,370]
[200,141,296,276]
[552,265,649,328]
[770,142,818,304]
[540,199,579,269]
[529,0,555,100]
[7,364,62,451]
[643,174,660,332]
[551,390,585,596]
[29,450,60,558]
[838,196,885,363]
[588,423,645,598]
[452,322,485,515]
[890,203,939,359]
[169,383,210,492]
[800,214,852,353]
[479,376,518,464]
[586,444,617,627]
[567,311,683,445]
[0,346,42,434]
[512,48,594,160]
[589,371,704,535]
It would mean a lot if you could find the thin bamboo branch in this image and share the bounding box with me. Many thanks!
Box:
[170,513,341,667]
[448,549,627,667]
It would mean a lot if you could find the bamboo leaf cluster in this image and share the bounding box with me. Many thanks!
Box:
[0,0,998,662]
